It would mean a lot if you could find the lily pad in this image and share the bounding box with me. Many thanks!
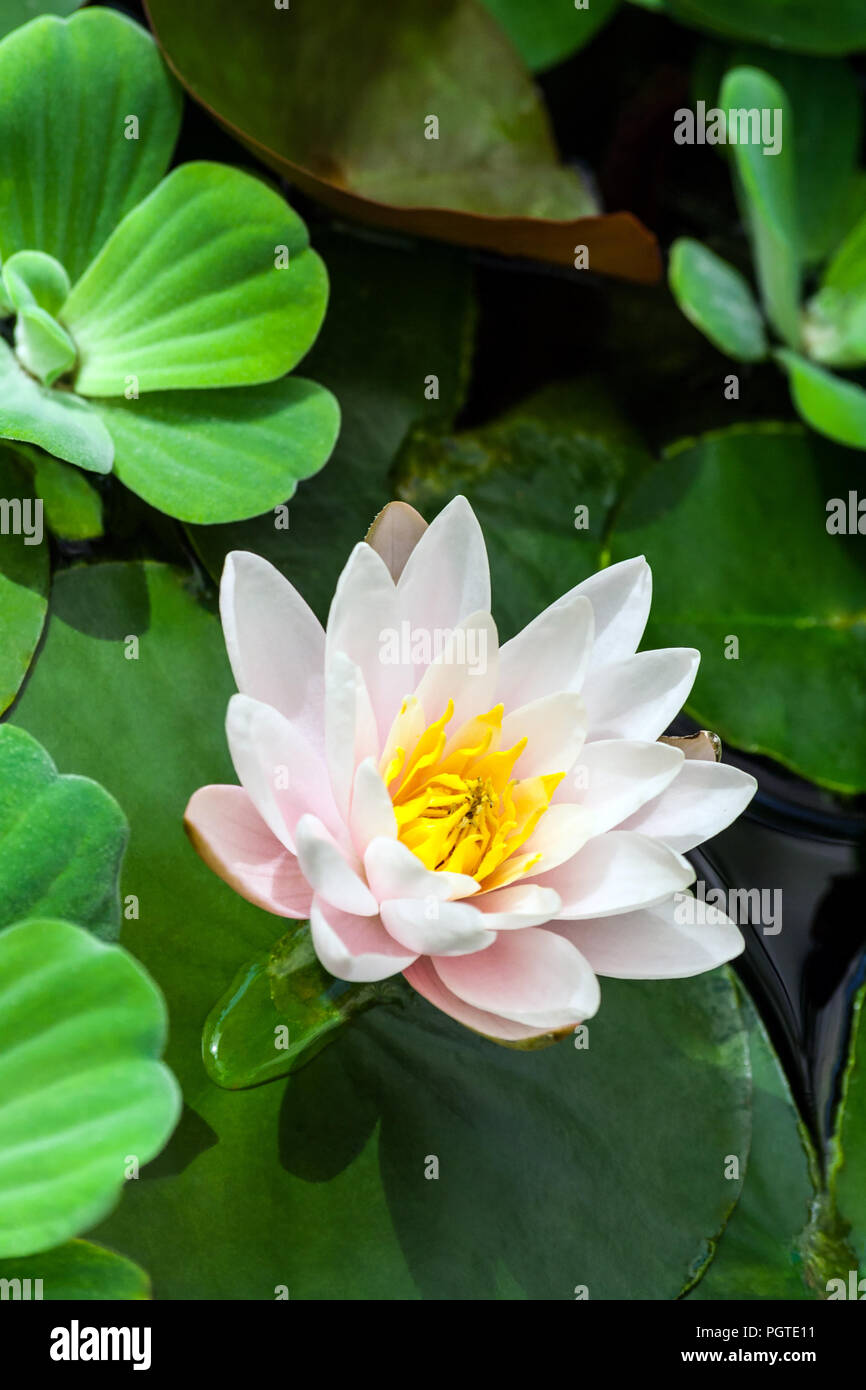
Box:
[144,0,660,282]
[0,447,48,713]
[11,558,753,1298]
[608,423,866,793]
[0,723,127,938]
[0,917,180,1259]
[0,1238,149,1299]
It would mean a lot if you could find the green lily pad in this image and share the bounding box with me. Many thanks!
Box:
[0,1238,149,1299]
[0,338,113,473]
[829,982,866,1276]
[481,0,620,71]
[10,558,753,1298]
[608,423,866,793]
[669,238,767,362]
[396,381,652,639]
[0,447,48,713]
[691,984,819,1300]
[65,162,329,397]
[775,350,866,451]
[145,0,661,282]
[0,8,182,282]
[0,723,127,938]
[0,916,180,1259]
[93,376,340,525]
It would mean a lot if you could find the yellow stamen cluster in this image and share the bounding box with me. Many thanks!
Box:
[380,697,563,889]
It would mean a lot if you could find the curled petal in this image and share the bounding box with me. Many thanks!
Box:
[433,926,600,1029]
[381,899,496,956]
[294,814,378,916]
[184,785,312,919]
[311,896,416,981]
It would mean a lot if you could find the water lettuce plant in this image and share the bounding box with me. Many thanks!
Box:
[670,59,866,449]
[0,8,338,524]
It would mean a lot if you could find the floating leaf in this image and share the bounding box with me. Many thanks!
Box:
[145,0,660,282]
[609,423,866,793]
[0,917,180,1259]
[829,982,866,1276]
[0,8,182,282]
[0,723,127,938]
[0,338,113,473]
[721,67,800,348]
[94,376,339,525]
[481,0,620,71]
[0,448,48,713]
[775,349,866,451]
[669,238,767,362]
[0,1239,149,1299]
[65,162,329,397]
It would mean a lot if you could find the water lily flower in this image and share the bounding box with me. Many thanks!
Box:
[186,497,756,1043]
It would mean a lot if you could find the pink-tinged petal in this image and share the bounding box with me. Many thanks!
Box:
[396,496,490,671]
[294,814,378,916]
[326,542,409,741]
[404,957,556,1042]
[349,758,397,855]
[549,894,744,979]
[325,652,379,820]
[434,926,600,1028]
[380,899,496,956]
[364,837,478,903]
[620,760,758,852]
[517,803,594,875]
[500,691,587,778]
[226,694,341,852]
[497,593,594,707]
[565,738,684,835]
[412,610,499,732]
[310,896,416,982]
[533,829,695,919]
[574,556,652,673]
[184,785,312,919]
[475,883,562,929]
[581,648,700,742]
[220,552,325,752]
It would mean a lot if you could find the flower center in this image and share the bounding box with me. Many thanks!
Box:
[380,697,564,888]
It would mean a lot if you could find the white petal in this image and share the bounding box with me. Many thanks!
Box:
[380,899,496,956]
[225,694,341,852]
[620,760,757,852]
[412,610,499,732]
[533,829,695,919]
[581,648,699,742]
[349,758,397,854]
[310,896,416,981]
[500,691,587,778]
[220,551,325,751]
[516,802,595,877]
[396,496,490,664]
[184,785,312,919]
[497,594,594,707]
[405,956,553,1042]
[567,738,684,835]
[574,556,652,673]
[325,542,409,741]
[325,651,379,820]
[434,927,601,1028]
[475,884,562,930]
[294,814,377,916]
[364,837,478,903]
[550,894,744,978]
